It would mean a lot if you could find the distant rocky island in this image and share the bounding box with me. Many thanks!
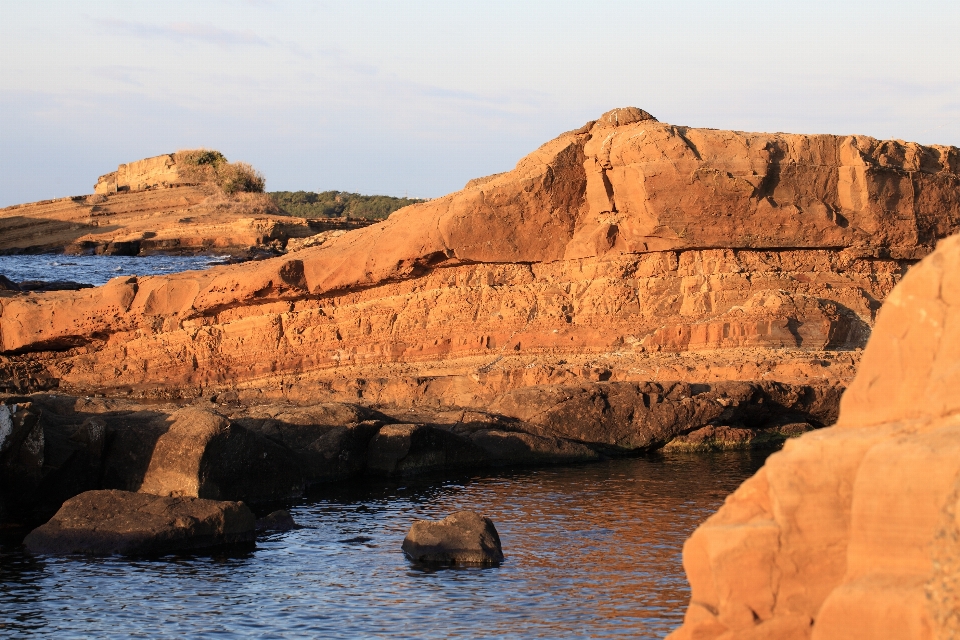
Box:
[2,107,960,636]
[0,150,418,258]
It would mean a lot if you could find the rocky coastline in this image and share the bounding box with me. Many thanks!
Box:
[2,108,960,634]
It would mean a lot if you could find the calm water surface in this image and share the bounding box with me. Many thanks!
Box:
[0,453,766,639]
[0,254,228,286]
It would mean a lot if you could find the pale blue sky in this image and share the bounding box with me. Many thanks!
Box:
[2,0,959,206]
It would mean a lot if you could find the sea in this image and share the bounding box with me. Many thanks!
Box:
[0,453,767,639]
[0,254,230,287]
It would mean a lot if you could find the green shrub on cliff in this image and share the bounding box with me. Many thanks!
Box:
[269,191,425,220]
[174,149,266,194]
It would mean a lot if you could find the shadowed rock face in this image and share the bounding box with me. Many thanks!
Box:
[668,233,960,640]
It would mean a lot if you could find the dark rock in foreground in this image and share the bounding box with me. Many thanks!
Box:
[402,511,504,565]
[23,490,255,556]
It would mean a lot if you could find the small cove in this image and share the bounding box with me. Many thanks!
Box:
[0,452,766,639]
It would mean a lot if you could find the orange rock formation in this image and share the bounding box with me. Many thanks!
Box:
[669,233,960,639]
[0,152,370,256]
[1,108,959,421]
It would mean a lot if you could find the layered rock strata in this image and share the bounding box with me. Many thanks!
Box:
[0,185,361,256]
[1,108,958,411]
[669,233,960,639]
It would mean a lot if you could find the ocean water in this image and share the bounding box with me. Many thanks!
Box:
[0,254,229,287]
[0,452,766,639]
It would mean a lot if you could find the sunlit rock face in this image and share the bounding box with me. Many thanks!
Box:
[669,233,960,640]
[1,108,960,411]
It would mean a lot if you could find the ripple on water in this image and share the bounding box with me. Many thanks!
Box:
[0,254,229,287]
[0,452,767,639]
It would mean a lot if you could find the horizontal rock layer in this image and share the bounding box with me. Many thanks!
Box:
[2,108,958,404]
[669,233,960,639]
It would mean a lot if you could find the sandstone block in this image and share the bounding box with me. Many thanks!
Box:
[669,233,960,639]
[238,403,382,485]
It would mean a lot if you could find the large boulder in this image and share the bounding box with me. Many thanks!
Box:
[138,407,303,503]
[23,489,255,555]
[669,233,960,639]
[401,511,504,565]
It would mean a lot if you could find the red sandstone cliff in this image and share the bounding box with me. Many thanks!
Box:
[1,108,959,410]
[669,233,960,639]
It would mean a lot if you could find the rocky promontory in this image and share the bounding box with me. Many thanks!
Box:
[0,150,371,257]
[2,108,958,401]
[2,108,960,534]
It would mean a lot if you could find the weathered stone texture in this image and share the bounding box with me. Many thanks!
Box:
[669,233,960,640]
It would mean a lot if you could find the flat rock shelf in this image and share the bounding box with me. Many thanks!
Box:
[0,452,765,639]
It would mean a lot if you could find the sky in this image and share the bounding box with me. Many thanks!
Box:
[2,0,959,207]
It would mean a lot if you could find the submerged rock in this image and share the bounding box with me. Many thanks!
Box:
[23,489,255,556]
[401,511,504,565]
[255,509,299,532]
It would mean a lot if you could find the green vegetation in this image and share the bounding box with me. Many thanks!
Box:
[174,149,266,194]
[269,190,426,220]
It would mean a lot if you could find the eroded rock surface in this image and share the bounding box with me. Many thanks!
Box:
[23,490,255,556]
[669,233,960,640]
[402,511,504,565]
[2,108,958,404]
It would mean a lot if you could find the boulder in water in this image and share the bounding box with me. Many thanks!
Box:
[23,489,255,555]
[401,511,504,565]
[255,509,299,532]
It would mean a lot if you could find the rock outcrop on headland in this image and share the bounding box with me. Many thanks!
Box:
[0,151,373,257]
[669,233,960,640]
[2,108,958,408]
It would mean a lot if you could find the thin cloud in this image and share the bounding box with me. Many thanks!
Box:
[92,17,271,48]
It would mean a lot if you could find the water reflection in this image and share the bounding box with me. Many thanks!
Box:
[0,452,766,638]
